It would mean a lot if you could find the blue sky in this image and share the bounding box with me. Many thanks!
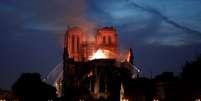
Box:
[1,0,201,89]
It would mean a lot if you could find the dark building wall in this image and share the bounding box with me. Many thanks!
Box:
[62,26,136,101]
[63,58,133,101]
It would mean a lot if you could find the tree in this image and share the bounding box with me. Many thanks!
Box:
[181,55,201,85]
[180,55,201,101]
[12,73,56,101]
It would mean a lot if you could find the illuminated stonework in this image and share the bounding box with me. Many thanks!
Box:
[64,26,119,61]
[62,26,139,101]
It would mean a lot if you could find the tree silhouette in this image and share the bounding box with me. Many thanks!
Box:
[180,55,201,100]
[181,55,201,86]
[12,73,56,101]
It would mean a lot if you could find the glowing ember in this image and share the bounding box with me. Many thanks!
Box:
[126,50,131,62]
[87,71,93,77]
[126,48,133,64]
[89,49,109,60]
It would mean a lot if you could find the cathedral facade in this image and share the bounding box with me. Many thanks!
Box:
[64,26,119,61]
[61,26,139,101]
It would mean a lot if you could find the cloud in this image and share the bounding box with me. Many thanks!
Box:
[127,0,201,46]
[87,0,201,46]
[1,0,201,89]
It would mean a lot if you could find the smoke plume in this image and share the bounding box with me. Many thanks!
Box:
[126,0,201,38]
[66,0,96,40]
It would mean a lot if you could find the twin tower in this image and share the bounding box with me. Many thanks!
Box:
[61,26,138,100]
[64,26,119,61]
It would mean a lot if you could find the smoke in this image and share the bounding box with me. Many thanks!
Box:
[66,0,96,40]
[126,0,201,38]
[118,9,163,48]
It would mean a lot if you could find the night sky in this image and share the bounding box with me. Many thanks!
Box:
[1,0,201,90]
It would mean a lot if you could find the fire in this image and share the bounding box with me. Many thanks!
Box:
[65,27,118,61]
[126,50,131,62]
[87,71,93,77]
[89,49,109,60]
[126,48,133,64]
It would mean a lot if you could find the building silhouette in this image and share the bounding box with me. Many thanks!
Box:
[61,26,139,101]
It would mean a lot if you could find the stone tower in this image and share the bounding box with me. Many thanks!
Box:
[62,26,138,101]
[96,27,119,59]
[65,27,85,61]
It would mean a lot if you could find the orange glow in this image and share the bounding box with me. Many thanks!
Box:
[65,27,118,61]
[87,71,93,77]
[126,50,131,62]
[89,49,110,60]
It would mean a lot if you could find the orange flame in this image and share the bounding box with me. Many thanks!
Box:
[126,50,131,62]
[89,49,110,60]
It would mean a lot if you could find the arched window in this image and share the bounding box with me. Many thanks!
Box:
[108,36,112,44]
[76,36,80,52]
[103,36,106,44]
[72,35,75,52]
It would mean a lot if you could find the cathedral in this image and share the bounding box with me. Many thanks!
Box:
[61,26,139,101]
[64,26,119,61]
